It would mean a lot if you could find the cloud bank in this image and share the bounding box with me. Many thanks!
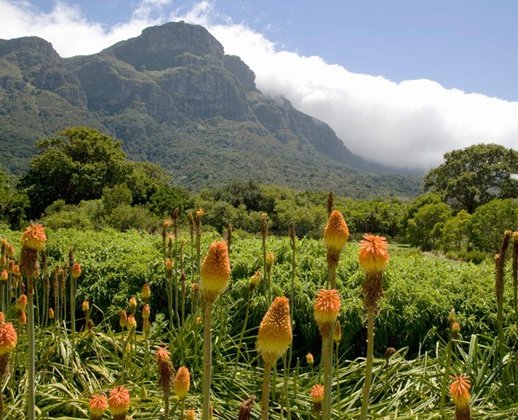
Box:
[0,0,516,169]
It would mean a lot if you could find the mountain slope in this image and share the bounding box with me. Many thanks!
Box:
[0,22,421,197]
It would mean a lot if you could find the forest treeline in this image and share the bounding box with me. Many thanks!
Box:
[1,127,516,259]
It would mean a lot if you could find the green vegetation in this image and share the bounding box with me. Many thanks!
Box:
[0,222,516,418]
[424,143,518,212]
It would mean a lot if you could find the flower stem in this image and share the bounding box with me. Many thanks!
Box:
[439,334,453,414]
[261,363,272,420]
[202,301,213,420]
[360,309,375,420]
[27,276,35,420]
[322,328,333,420]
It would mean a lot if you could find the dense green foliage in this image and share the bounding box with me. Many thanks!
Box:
[424,143,518,212]
[0,225,517,418]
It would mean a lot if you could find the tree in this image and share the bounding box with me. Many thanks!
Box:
[0,167,29,228]
[20,127,172,218]
[406,202,452,250]
[468,199,518,252]
[424,144,518,213]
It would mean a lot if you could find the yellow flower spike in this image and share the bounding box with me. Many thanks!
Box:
[142,304,150,320]
[200,240,231,302]
[142,283,151,299]
[256,296,292,366]
[174,366,190,400]
[127,314,137,331]
[306,352,314,366]
[323,210,349,255]
[119,310,127,328]
[128,297,137,313]
[82,300,89,313]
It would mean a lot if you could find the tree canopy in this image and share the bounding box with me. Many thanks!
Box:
[20,127,171,218]
[424,144,518,212]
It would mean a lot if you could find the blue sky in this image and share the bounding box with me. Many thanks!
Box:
[1,0,517,168]
[28,0,518,101]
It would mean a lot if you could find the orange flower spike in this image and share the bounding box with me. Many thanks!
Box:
[108,386,130,416]
[0,270,7,281]
[174,366,191,400]
[249,271,262,289]
[358,234,389,274]
[0,313,17,355]
[256,296,292,366]
[82,300,90,312]
[142,304,150,320]
[306,352,314,366]
[314,289,341,326]
[450,375,471,407]
[142,283,151,299]
[119,310,127,328]
[71,262,82,279]
[127,314,137,331]
[89,393,108,419]
[48,308,55,320]
[16,294,27,312]
[128,297,137,313]
[18,311,27,325]
[323,210,349,254]
[310,384,325,403]
[6,244,15,258]
[20,224,47,251]
[156,347,174,391]
[185,409,196,420]
[200,240,231,301]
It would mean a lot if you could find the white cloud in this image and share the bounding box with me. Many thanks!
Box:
[0,0,517,169]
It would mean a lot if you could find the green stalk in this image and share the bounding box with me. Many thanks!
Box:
[202,301,213,420]
[360,310,375,420]
[335,342,341,417]
[512,240,517,326]
[173,222,180,329]
[282,353,291,419]
[261,363,272,420]
[180,399,185,420]
[27,276,35,420]
[439,333,453,413]
[166,270,174,333]
[322,327,334,420]
[327,262,337,290]
[262,234,268,302]
[288,225,296,372]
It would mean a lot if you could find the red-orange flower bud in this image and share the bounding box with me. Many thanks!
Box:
[20,224,47,251]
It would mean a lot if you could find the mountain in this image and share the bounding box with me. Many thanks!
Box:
[0,22,421,197]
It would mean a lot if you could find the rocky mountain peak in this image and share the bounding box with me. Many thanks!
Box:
[105,21,225,71]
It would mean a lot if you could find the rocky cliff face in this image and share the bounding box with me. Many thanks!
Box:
[0,22,420,196]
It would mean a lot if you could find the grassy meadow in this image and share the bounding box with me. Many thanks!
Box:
[0,221,517,419]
